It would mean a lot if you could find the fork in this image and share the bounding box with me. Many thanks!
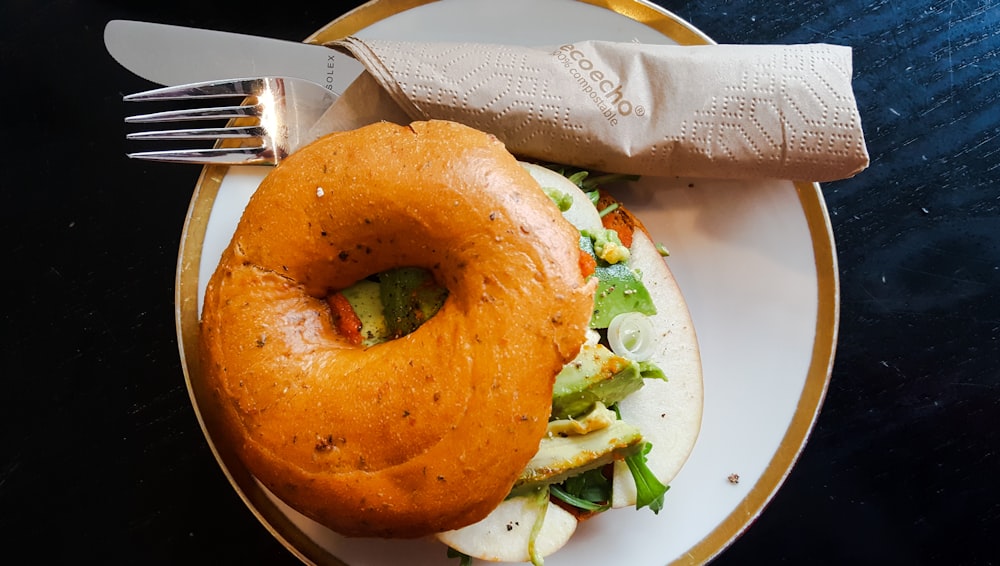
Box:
[124,76,339,165]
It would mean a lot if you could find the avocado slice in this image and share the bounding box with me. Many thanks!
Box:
[337,267,448,346]
[512,406,643,495]
[339,280,392,347]
[551,343,645,420]
[579,236,656,329]
[379,267,448,338]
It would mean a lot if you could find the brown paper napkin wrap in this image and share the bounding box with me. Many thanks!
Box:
[322,38,869,182]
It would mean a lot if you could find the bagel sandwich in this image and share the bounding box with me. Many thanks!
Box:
[197,121,702,563]
[433,163,703,564]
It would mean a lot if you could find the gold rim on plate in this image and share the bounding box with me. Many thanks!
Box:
[174,1,838,564]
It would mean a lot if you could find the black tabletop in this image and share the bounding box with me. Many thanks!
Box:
[2,1,996,564]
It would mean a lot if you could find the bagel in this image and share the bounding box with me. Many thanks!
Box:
[198,120,597,538]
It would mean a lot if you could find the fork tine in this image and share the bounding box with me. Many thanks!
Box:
[127,147,273,165]
[126,125,266,141]
[123,77,268,101]
[125,104,262,123]
[123,76,338,166]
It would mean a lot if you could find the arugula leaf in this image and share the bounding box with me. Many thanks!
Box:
[537,163,638,206]
[563,468,611,504]
[566,170,591,188]
[624,442,669,513]
[550,484,611,512]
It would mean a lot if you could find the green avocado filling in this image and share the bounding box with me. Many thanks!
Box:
[334,267,448,347]
[583,227,630,265]
[551,344,644,420]
[512,404,643,495]
[379,267,449,338]
[542,186,574,212]
[579,235,657,329]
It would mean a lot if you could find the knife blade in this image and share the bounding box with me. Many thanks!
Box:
[103,19,365,94]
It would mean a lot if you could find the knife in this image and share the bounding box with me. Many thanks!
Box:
[103,19,365,94]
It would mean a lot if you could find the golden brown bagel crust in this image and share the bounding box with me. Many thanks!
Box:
[199,120,596,538]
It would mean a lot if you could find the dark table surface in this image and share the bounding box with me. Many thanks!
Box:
[2,0,997,564]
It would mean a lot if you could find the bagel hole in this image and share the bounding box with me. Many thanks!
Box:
[325,266,448,347]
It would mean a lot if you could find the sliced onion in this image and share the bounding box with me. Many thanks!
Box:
[607,312,656,361]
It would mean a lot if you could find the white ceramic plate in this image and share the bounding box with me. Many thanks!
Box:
[175,1,838,564]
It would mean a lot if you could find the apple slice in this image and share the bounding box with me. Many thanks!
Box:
[521,162,603,233]
[436,494,578,563]
[611,230,704,507]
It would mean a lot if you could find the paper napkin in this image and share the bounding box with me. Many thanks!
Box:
[322,38,869,182]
